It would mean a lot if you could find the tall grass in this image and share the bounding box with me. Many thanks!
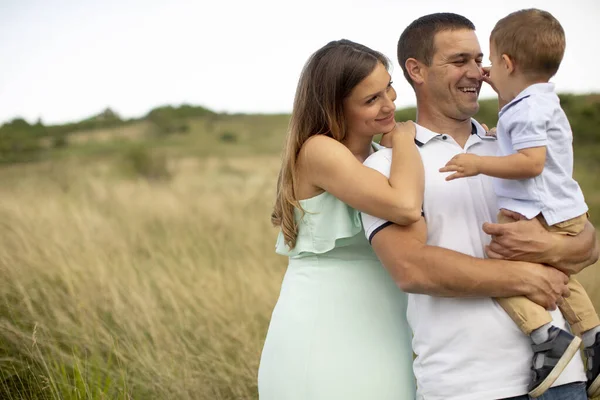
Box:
[0,156,285,399]
[0,150,598,399]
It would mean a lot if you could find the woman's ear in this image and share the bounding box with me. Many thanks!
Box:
[501,54,515,75]
[405,58,426,86]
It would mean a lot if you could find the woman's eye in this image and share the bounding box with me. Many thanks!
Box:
[367,96,378,104]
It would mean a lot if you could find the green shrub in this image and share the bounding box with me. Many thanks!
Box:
[0,128,43,164]
[123,146,171,181]
[219,131,238,143]
[51,135,68,148]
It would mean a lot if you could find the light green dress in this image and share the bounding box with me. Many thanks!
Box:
[258,192,415,399]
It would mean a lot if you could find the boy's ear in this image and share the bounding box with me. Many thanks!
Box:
[502,54,515,74]
[405,58,426,86]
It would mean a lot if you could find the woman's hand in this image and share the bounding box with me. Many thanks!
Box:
[380,121,415,147]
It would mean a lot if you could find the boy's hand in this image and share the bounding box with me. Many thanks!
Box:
[479,123,497,137]
[481,67,498,93]
[482,67,509,109]
[439,153,481,180]
[380,121,415,147]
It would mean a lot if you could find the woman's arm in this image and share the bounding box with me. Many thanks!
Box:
[371,218,570,310]
[299,122,424,226]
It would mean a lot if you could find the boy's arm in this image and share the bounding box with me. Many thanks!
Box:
[441,97,550,180]
[440,147,546,181]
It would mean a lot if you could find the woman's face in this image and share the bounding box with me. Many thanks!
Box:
[343,62,397,138]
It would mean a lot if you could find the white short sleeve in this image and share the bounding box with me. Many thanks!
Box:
[506,101,550,151]
[361,149,394,243]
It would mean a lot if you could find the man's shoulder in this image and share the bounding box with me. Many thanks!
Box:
[364,147,393,170]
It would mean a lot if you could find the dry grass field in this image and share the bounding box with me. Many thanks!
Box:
[0,108,598,399]
[0,155,286,399]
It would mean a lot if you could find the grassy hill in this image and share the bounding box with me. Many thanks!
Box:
[2,94,599,220]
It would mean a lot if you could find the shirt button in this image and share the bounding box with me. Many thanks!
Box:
[442,135,448,140]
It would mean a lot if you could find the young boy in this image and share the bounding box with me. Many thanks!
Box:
[439,8,600,398]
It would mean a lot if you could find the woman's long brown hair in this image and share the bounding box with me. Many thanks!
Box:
[271,39,389,249]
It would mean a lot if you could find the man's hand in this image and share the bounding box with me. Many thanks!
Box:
[439,153,481,180]
[483,212,555,265]
[380,121,416,147]
[484,214,599,275]
[521,261,571,310]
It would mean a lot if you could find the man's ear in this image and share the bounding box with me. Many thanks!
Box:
[405,58,426,85]
[501,54,515,75]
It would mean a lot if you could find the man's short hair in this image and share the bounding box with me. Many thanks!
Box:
[491,9,565,80]
[398,13,476,87]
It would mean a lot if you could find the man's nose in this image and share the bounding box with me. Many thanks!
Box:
[466,61,483,80]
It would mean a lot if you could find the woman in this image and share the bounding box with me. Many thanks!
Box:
[258,39,423,399]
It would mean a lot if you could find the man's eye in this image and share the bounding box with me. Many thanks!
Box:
[453,60,465,65]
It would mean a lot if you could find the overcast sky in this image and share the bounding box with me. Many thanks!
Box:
[1,0,598,125]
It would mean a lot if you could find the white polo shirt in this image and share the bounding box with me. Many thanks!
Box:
[361,120,585,400]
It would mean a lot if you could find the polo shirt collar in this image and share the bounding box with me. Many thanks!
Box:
[415,119,487,146]
[500,82,555,117]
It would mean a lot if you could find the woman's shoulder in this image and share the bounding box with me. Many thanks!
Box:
[275,192,364,257]
[299,134,350,164]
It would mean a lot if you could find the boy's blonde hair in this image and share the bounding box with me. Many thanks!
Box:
[491,9,565,80]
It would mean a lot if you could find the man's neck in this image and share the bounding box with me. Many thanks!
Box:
[416,107,473,148]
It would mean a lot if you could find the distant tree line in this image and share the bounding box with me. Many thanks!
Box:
[0,104,216,163]
[395,94,599,145]
[0,97,598,165]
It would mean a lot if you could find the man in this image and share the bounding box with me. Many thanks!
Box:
[361,13,599,400]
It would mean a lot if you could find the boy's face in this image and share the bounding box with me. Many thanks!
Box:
[488,41,510,101]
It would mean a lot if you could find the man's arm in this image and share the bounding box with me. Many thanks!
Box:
[483,212,599,275]
[370,218,570,310]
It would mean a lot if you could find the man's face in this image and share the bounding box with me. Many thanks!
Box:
[422,29,483,121]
